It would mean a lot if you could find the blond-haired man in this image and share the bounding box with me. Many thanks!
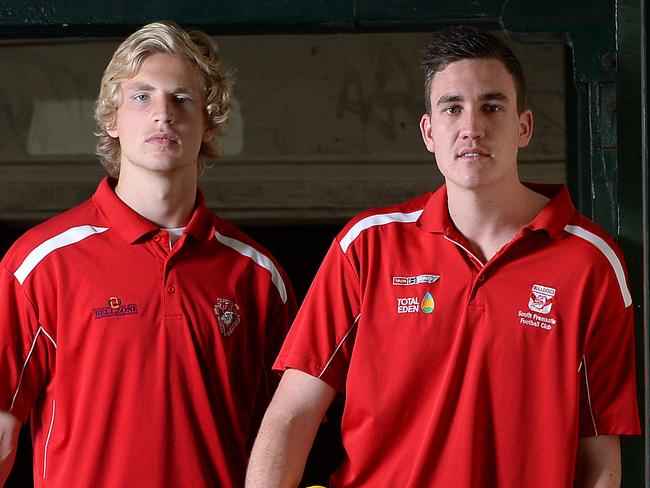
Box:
[0,21,295,487]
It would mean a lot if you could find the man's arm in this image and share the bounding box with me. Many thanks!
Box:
[246,368,337,488]
[574,435,621,488]
[0,410,21,487]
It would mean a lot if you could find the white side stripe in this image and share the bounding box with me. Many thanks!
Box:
[10,327,58,412]
[215,231,288,303]
[14,225,109,285]
[563,225,632,307]
[339,210,423,252]
[43,400,56,479]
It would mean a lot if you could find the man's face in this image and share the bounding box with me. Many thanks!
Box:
[419,58,533,192]
[107,52,212,176]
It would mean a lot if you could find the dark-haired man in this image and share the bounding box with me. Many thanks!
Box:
[246,26,640,487]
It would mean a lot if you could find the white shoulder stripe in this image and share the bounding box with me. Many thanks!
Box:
[564,225,632,307]
[14,225,109,285]
[339,210,423,252]
[214,230,288,303]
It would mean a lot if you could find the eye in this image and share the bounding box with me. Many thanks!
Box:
[483,104,502,113]
[173,95,191,104]
[133,93,149,102]
[443,105,461,115]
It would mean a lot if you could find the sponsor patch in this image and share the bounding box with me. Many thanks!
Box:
[392,274,440,286]
[397,292,435,314]
[93,296,139,319]
[421,292,435,313]
[214,298,241,336]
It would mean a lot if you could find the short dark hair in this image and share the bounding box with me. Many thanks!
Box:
[420,25,527,114]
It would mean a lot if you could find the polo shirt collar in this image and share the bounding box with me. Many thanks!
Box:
[183,190,214,242]
[417,182,576,237]
[92,177,214,244]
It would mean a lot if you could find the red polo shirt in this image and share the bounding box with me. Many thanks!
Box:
[275,184,640,487]
[1,177,296,487]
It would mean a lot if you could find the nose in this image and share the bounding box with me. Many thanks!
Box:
[460,110,485,140]
[151,96,175,124]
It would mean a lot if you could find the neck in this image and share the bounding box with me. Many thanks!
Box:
[446,179,549,262]
[115,165,197,229]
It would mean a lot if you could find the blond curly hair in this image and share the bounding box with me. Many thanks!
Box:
[94,20,233,176]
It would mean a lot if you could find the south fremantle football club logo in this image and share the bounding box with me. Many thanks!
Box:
[93,296,139,319]
[528,284,556,314]
[213,298,241,336]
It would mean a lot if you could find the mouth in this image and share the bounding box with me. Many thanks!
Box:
[456,147,491,160]
[146,132,179,147]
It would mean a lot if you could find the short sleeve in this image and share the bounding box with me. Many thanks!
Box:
[274,239,361,392]
[578,305,640,437]
[246,268,297,451]
[0,265,54,422]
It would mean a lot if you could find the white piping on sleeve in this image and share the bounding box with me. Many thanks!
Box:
[10,327,57,411]
[43,400,56,478]
[14,225,109,285]
[214,230,288,303]
[563,225,632,307]
[318,314,361,379]
[581,356,599,436]
[339,210,423,253]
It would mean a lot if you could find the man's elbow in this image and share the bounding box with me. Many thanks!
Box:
[575,435,621,488]
[0,410,22,486]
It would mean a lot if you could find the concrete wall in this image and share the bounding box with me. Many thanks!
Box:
[0,32,565,223]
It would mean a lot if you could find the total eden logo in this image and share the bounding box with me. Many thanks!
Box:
[93,296,139,319]
[397,292,435,314]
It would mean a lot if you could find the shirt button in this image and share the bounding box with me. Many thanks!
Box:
[153,234,161,242]
[478,274,486,282]
[167,284,176,294]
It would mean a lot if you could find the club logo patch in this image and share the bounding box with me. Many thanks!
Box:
[93,296,139,319]
[528,284,556,314]
[213,298,241,336]
[392,274,440,286]
[517,284,559,331]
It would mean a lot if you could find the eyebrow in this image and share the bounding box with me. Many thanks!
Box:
[126,82,195,94]
[436,92,510,105]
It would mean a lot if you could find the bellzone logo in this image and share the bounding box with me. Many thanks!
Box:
[396,292,435,314]
[93,296,139,319]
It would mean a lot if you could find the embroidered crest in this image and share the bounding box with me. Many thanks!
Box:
[213,298,241,336]
[528,284,556,315]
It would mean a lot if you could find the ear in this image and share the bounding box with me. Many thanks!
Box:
[106,124,119,139]
[419,113,435,154]
[202,126,214,144]
[517,109,534,148]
